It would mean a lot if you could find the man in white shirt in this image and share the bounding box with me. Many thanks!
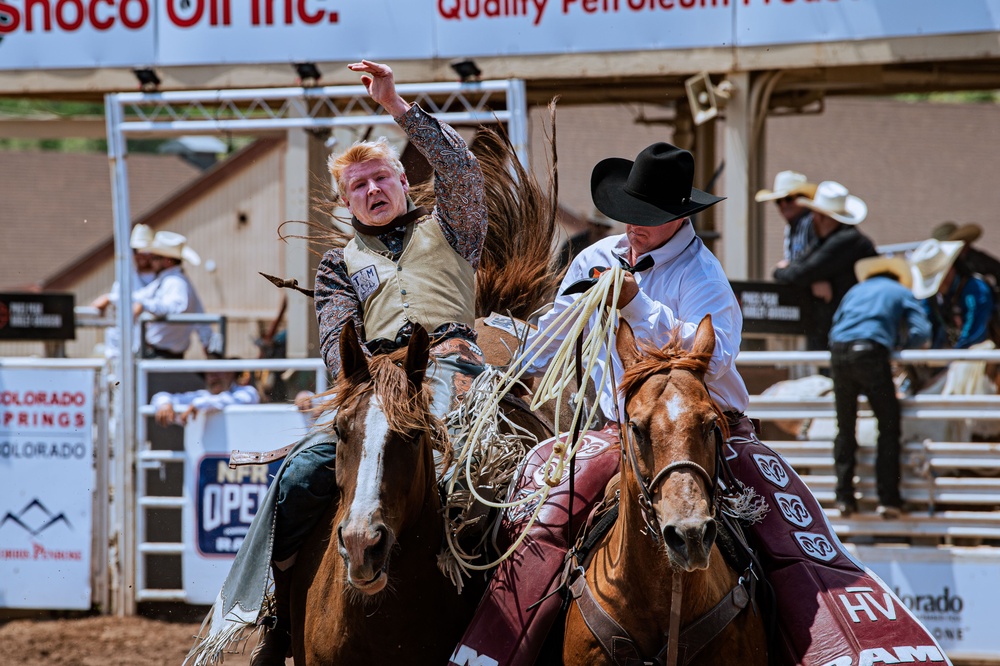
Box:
[91,223,158,360]
[514,143,947,666]
[528,142,746,423]
[134,231,220,358]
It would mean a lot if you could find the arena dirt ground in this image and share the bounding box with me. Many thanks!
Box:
[1,613,257,666]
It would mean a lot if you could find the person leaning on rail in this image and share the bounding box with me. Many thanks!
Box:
[827,255,931,519]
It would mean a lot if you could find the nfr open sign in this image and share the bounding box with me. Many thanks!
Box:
[196,455,279,556]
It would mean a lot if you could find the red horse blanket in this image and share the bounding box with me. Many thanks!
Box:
[451,419,951,666]
[449,427,620,666]
[724,417,951,666]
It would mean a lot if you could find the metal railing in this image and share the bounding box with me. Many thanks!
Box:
[133,357,328,603]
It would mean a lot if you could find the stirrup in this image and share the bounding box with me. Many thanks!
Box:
[249,624,291,666]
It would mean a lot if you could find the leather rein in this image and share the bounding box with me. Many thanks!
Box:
[567,411,753,666]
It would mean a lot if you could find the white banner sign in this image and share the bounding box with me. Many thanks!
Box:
[1,0,999,70]
[857,546,1000,661]
[181,404,308,605]
[0,367,94,610]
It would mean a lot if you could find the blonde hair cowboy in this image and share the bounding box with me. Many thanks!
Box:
[327,137,405,203]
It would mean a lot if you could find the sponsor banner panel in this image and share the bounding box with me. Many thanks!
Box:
[0,368,94,610]
[737,0,1000,48]
[433,0,732,59]
[181,404,308,605]
[3,1,1000,71]
[156,0,433,66]
[857,546,999,661]
[0,0,155,69]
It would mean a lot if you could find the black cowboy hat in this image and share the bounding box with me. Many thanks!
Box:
[591,143,725,227]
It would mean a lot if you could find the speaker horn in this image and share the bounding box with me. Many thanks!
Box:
[685,72,734,126]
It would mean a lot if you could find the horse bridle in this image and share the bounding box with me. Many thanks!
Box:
[621,413,721,544]
[570,413,749,666]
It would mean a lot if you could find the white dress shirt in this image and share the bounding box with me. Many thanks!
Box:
[526,221,749,418]
[134,265,213,355]
[103,269,156,359]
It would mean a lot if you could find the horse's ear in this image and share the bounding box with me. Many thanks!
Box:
[339,319,370,381]
[616,318,641,371]
[692,314,716,362]
[403,323,430,392]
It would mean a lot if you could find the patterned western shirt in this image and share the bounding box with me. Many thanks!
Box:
[314,104,487,377]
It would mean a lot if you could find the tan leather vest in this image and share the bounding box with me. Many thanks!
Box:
[343,215,476,341]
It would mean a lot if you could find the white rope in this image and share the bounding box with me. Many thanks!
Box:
[442,266,628,574]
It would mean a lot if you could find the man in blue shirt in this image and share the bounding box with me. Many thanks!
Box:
[829,255,931,518]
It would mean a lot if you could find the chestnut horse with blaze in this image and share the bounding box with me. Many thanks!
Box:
[563,316,767,665]
[291,322,480,664]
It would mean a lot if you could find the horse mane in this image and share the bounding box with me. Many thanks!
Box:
[325,350,446,449]
[618,333,729,437]
[472,105,564,319]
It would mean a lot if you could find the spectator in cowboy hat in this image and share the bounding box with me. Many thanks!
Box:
[756,170,819,265]
[948,223,1000,291]
[911,237,995,350]
[772,180,878,351]
[90,223,159,359]
[828,255,931,519]
[133,230,221,359]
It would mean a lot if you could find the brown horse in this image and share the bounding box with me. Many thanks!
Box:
[563,316,767,666]
[291,321,481,664]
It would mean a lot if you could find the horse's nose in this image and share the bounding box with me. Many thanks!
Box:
[366,523,391,565]
[662,517,717,570]
[339,519,392,573]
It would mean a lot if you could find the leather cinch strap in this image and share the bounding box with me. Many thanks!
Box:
[569,567,752,666]
[229,444,295,468]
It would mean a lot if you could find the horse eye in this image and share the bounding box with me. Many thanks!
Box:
[629,421,643,440]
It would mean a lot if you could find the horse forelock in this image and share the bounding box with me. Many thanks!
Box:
[619,335,712,403]
[618,335,730,438]
[329,353,438,435]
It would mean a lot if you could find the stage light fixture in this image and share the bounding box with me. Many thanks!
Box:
[450,59,482,83]
[133,68,161,93]
[294,62,322,88]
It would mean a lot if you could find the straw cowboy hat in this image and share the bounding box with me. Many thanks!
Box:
[948,223,983,244]
[854,255,913,289]
[754,170,818,203]
[909,239,964,299]
[129,224,154,250]
[795,181,867,225]
[146,230,201,266]
[591,142,724,227]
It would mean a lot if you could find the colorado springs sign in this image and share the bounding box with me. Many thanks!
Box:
[1,0,999,70]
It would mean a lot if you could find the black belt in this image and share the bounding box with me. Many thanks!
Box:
[364,329,465,356]
[143,346,184,360]
[830,339,884,354]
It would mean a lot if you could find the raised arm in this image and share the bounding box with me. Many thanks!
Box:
[349,60,487,267]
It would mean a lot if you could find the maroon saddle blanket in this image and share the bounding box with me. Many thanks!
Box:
[449,427,620,666]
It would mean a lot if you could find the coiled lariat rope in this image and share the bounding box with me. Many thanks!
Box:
[439,266,627,580]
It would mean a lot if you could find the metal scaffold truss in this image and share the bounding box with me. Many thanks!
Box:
[115,80,525,136]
